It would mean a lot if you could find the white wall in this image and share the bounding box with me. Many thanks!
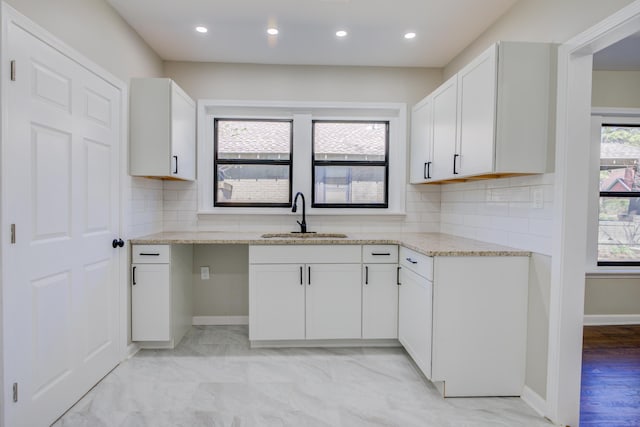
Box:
[163,61,443,234]
[4,0,162,83]
[444,0,634,79]
[5,0,167,239]
[592,70,640,108]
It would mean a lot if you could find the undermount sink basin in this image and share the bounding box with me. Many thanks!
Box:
[261,232,348,239]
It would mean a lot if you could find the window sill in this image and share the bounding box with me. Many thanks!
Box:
[197,208,406,217]
[586,268,640,277]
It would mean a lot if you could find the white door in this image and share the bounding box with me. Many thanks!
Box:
[131,264,170,341]
[305,264,361,340]
[409,96,433,183]
[456,44,497,177]
[430,75,458,181]
[3,19,122,427]
[362,264,399,339]
[249,264,306,341]
[170,82,196,180]
[398,267,433,379]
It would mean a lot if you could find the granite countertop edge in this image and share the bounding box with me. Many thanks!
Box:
[129,232,531,257]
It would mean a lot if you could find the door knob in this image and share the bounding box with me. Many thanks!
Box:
[112,238,125,248]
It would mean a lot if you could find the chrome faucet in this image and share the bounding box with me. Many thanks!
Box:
[292,192,307,233]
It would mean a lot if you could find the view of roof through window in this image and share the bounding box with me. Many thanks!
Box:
[217,120,291,160]
[313,121,386,161]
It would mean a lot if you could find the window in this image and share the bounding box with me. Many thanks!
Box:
[597,124,640,265]
[312,121,389,208]
[200,101,406,215]
[214,119,292,207]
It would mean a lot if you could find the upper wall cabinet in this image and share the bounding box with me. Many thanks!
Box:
[130,78,196,181]
[410,42,555,184]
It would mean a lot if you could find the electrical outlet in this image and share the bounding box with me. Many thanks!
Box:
[532,188,544,209]
[200,266,210,280]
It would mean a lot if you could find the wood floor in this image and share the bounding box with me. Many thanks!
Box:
[580,325,640,426]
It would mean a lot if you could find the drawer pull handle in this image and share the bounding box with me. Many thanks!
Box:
[406,257,418,264]
[139,253,160,256]
[371,252,391,256]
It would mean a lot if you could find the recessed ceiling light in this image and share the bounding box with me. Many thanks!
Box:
[336,30,348,38]
[267,28,279,36]
[404,32,416,40]
[195,26,208,33]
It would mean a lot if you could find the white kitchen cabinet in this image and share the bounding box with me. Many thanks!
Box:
[131,244,193,348]
[409,96,434,183]
[249,245,362,342]
[130,78,196,181]
[248,264,305,340]
[431,256,528,397]
[430,75,458,181]
[397,247,528,397]
[398,248,433,378]
[306,264,362,339]
[362,245,399,339]
[414,42,554,182]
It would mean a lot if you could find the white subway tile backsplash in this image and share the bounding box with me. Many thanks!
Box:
[152,170,554,255]
[439,173,554,254]
[529,218,553,237]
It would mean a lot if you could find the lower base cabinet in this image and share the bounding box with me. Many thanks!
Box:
[248,264,306,340]
[249,245,363,342]
[305,263,362,339]
[131,244,193,348]
[398,266,433,378]
[431,256,528,397]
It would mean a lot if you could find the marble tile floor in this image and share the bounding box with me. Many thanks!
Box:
[54,326,553,427]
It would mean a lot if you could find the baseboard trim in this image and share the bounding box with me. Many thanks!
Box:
[521,386,547,417]
[583,314,640,326]
[126,343,140,359]
[192,315,249,325]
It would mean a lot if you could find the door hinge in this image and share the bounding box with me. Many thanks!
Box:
[10,60,16,81]
[10,224,16,244]
[12,383,18,402]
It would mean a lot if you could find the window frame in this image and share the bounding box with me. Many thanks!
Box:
[213,118,293,208]
[311,120,390,209]
[197,100,407,216]
[589,109,640,271]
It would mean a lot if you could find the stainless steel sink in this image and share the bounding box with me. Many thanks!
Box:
[261,232,348,239]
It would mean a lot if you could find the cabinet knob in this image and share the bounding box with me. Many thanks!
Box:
[112,238,125,248]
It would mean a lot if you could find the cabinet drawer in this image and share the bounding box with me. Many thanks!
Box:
[363,245,398,263]
[399,247,433,280]
[250,245,361,264]
[132,245,170,263]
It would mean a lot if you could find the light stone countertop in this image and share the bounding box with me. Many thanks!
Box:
[130,231,530,257]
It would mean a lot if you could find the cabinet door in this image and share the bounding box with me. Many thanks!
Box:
[409,96,434,183]
[306,264,362,340]
[132,264,171,341]
[431,75,458,181]
[249,264,305,341]
[456,44,497,177]
[398,267,433,379]
[362,264,399,339]
[170,82,196,180]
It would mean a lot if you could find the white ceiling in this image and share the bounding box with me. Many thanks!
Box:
[105,0,518,67]
[593,31,640,71]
